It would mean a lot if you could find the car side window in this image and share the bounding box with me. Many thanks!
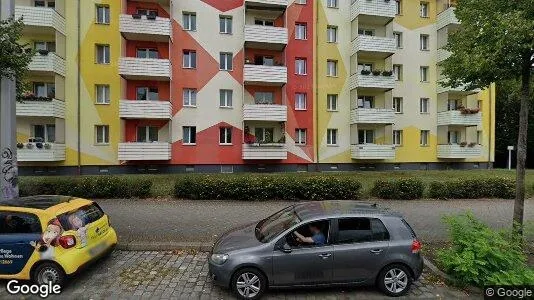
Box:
[284,220,330,248]
[370,218,390,241]
[335,217,389,244]
[0,211,42,234]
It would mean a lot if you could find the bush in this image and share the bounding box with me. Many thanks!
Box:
[370,178,424,200]
[174,175,362,200]
[19,175,152,199]
[437,213,534,286]
[428,177,515,199]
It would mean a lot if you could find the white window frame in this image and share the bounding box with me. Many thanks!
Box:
[95,84,110,104]
[137,126,159,143]
[396,0,402,15]
[420,2,429,18]
[219,127,232,145]
[420,66,429,82]
[393,130,403,146]
[183,12,197,31]
[33,82,55,98]
[96,44,110,64]
[327,94,338,111]
[420,98,429,113]
[358,129,375,144]
[357,96,374,109]
[183,89,197,107]
[219,52,233,71]
[327,0,338,8]
[393,64,402,81]
[327,26,338,43]
[295,23,307,40]
[220,89,233,108]
[326,129,338,146]
[183,50,197,68]
[295,129,307,145]
[295,93,307,110]
[295,58,307,75]
[96,5,110,24]
[420,130,430,146]
[394,32,403,48]
[136,87,159,101]
[254,92,274,105]
[95,125,109,145]
[136,48,159,59]
[420,34,429,51]
[32,124,56,143]
[183,126,196,145]
[295,0,307,4]
[219,15,232,34]
[393,97,403,113]
[327,60,338,77]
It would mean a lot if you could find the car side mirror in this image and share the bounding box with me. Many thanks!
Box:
[281,243,292,253]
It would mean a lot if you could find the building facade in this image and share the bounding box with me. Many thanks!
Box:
[14,0,495,175]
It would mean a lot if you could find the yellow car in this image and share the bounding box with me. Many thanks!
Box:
[0,195,118,286]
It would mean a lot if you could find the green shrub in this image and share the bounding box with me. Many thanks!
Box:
[371,178,424,200]
[428,177,515,199]
[437,213,534,286]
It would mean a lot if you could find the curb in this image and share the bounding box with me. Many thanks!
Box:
[117,241,213,252]
[423,257,483,295]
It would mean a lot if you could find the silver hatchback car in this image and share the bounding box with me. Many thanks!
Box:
[209,201,423,299]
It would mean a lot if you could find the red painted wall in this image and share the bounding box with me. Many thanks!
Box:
[126,1,170,18]
[125,41,169,59]
[126,81,170,101]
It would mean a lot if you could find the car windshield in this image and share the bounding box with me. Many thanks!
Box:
[255,205,301,243]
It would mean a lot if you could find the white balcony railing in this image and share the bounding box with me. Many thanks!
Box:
[245,25,288,50]
[15,6,65,35]
[351,144,396,160]
[245,0,288,7]
[29,53,66,77]
[350,108,395,124]
[118,142,171,161]
[119,58,171,81]
[350,73,395,90]
[18,143,66,162]
[437,7,460,30]
[119,14,171,41]
[244,65,287,86]
[351,0,396,21]
[352,35,396,56]
[437,110,482,126]
[437,80,480,95]
[437,144,481,159]
[119,100,172,119]
[243,104,287,122]
[242,143,287,160]
[17,99,65,119]
[437,48,452,63]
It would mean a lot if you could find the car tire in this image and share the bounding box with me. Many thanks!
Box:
[231,268,267,300]
[32,262,65,287]
[377,264,413,297]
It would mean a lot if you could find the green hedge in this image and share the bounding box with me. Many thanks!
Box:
[428,177,515,199]
[19,176,152,198]
[370,178,425,200]
[174,175,362,200]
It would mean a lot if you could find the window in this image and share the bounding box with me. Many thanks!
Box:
[96,5,110,24]
[33,82,55,98]
[420,98,429,113]
[358,130,374,144]
[256,55,274,66]
[220,89,233,107]
[393,97,403,113]
[34,1,45,7]
[295,93,306,110]
[336,218,390,244]
[219,127,232,145]
[95,125,109,144]
[420,130,430,146]
[295,0,306,4]
[137,48,158,59]
[327,26,338,43]
[34,0,54,8]
[393,32,403,48]
[420,34,429,51]
[295,129,307,145]
[358,63,373,73]
[219,16,232,34]
[327,0,338,8]
[137,126,159,143]
[255,128,274,143]
[396,0,402,15]
[327,129,338,145]
[447,131,460,144]
[477,130,482,145]
[220,52,233,71]
[448,99,460,110]
[295,58,307,75]
[183,89,197,107]
[327,94,338,111]
[358,28,374,36]
[295,23,307,40]
[0,212,41,234]
[357,96,374,108]
[96,85,110,104]
[326,60,338,77]
[183,12,196,31]
[393,130,403,146]
[96,45,110,64]
[34,41,55,52]
[420,66,429,82]
[136,87,159,101]
[477,100,483,110]
[420,2,429,18]
[32,124,55,142]
[393,64,403,81]
[254,92,274,104]
[254,19,274,26]
[183,126,196,144]
[183,50,196,68]
[137,9,158,17]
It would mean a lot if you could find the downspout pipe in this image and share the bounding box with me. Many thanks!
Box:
[77,0,81,174]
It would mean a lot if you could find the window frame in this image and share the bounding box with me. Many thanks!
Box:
[295,128,307,145]
[183,126,197,145]
[183,88,197,107]
[295,58,307,75]
[420,34,430,51]
[32,124,56,143]
[95,44,110,64]
[137,126,159,143]
[183,50,197,69]
[420,130,430,146]
[219,89,233,108]
[219,52,233,71]
[420,66,429,82]
[393,32,403,48]
[136,86,159,101]
[295,93,307,111]
[95,125,110,145]
[327,25,338,43]
[327,94,338,112]
[95,5,110,25]
[420,98,430,113]
[393,97,403,114]
[333,217,390,245]
[393,130,403,146]
[420,2,429,18]
[219,15,233,34]
[358,129,375,144]
[326,128,338,146]
[183,12,197,31]
[95,84,110,104]
[219,127,232,145]
[327,0,338,8]
[295,23,307,40]
[393,64,403,81]
[327,60,338,77]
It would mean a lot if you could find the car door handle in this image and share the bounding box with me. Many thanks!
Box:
[318,253,332,259]
[370,249,383,254]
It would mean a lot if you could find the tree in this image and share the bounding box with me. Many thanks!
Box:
[441,0,534,234]
[0,17,34,101]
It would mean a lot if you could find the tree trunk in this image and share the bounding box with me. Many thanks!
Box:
[513,55,531,235]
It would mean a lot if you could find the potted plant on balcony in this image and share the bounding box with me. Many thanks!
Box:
[468,142,477,148]
[459,141,468,147]
[382,70,393,76]
[26,143,34,149]
[372,70,382,76]
[38,49,49,55]
[44,143,52,149]
[17,143,24,149]
[361,69,371,75]
[132,14,142,19]
[147,14,157,20]
[245,58,252,64]
[36,142,44,149]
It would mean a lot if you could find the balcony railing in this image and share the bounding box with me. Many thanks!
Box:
[243,104,287,122]
[352,35,396,57]
[245,25,288,51]
[437,48,452,63]
[17,99,65,119]
[29,53,66,77]
[351,0,396,22]
[245,0,288,8]
[119,14,171,42]
[18,143,66,162]
[437,110,482,126]
[350,73,395,90]
[351,144,396,160]
[119,58,171,81]
[244,65,287,86]
[437,80,480,95]
[437,144,481,159]
[119,100,172,119]
[118,142,171,161]
[242,143,287,160]
[15,6,65,35]
[437,7,460,30]
[350,108,395,124]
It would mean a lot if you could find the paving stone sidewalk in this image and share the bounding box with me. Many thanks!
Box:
[1,250,478,299]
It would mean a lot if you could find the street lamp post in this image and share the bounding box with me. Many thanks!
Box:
[0,0,19,202]
[507,146,514,170]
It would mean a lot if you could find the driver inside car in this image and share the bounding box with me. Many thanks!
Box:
[293,223,326,246]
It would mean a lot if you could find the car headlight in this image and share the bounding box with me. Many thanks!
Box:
[211,253,229,265]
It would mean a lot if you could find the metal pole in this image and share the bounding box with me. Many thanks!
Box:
[508,149,512,170]
[0,0,20,202]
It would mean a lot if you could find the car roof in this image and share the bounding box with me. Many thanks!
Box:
[0,195,94,216]
[293,200,399,221]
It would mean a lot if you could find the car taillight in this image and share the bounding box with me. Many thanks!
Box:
[59,235,76,249]
[411,239,422,254]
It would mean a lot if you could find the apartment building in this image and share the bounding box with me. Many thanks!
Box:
[14,0,494,175]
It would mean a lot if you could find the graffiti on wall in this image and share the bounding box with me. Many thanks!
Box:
[1,147,19,200]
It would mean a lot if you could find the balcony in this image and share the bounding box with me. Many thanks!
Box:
[350,73,395,90]
[351,144,396,160]
[245,0,288,8]
[17,99,65,119]
[120,100,172,119]
[437,7,460,30]
[118,142,171,161]
[350,108,395,124]
[243,104,287,122]
[437,80,480,96]
[15,6,65,35]
[352,35,396,58]
[437,110,482,126]
[242,143,287,160]
[119,14,171,42]
[29,53,66,77]
[437,144,481,159]
[119,58,171,81]
[244,65,287,86]
[351,0,396,24]
[437,48,452,63]
[18,143,66,162]
[245,25,288,51]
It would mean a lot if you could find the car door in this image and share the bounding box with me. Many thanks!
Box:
[271,219,333,286]
[332,217,390,283]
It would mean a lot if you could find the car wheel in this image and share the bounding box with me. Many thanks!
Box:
[231,268,267,300]
[377,264,412,297]
[32,262,65,287]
